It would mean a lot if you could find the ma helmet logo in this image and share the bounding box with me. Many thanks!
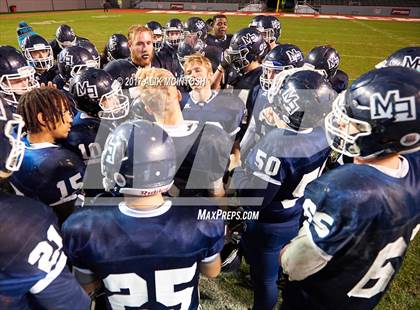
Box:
[370,90,416,122]
[195,20,206,30]
[327,54,339,70]
[286,49,303,63]
[241,33,258,46]
[109,38,118,52]
[272,20,281,30]
[61,52,73,66]
[402,56,420,71]
[75,81,99,99]
[282,86,300,116]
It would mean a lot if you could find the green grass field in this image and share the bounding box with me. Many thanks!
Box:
[0,9,419,310]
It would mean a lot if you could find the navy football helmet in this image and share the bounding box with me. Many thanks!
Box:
[375,46,420,71]
[146,21,164,53]
[176,41,203,70]
[70,68,129,120]
[249,15,281,44]
[305,45,340,79]
[103,59,138,89]
[268,70,337,131]
[0,46,39,107]
[184,17,208,41]
[56,24,77,49]
[260,43,304,91]
[164,18,184,49]
[105,34,130,63]
[326,67,420,158]
[226,28,267,71]
[21,34,54,71]
[0,96,25,177]
[57,46,98,82]
[77,39,101,68]
[101,120,176,196]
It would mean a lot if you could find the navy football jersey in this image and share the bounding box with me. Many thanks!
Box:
[62,201,225,310]
[62,112,114,196]
[240,85,276,158]
[206,34,233,51]
[163,121,232,197]
[35,65,58,85]
[9,142,86,222]
[233,126,331,222]
[283,153,420,310]
[0,191,90,309]
[182,91,244,137]
[203,44,222,73]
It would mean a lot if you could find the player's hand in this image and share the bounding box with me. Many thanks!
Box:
[219,50,232,71]
[40,81,57,88]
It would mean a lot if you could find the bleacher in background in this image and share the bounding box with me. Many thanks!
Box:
[305,0,420,7]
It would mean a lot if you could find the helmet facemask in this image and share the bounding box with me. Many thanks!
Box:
[325,91,372,157]
[1,112,25,176]
[226,47,250,71]
[164,29,184,48]
[260,61,294,91]
[24,44,54,71]
[0,66,40,106]
[98,80,130,120]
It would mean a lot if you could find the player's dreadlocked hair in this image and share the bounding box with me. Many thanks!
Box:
[17,87,71,133]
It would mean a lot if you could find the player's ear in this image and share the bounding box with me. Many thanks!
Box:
[37,112,48,128]
[177,89,182,102]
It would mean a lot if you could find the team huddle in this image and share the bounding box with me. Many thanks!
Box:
[0,13,419,310]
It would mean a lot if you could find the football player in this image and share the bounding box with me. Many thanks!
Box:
[184,17,223,73]
[375,46,420,71]
[0,46,40,110]
[206,14,233,51]
[157,19,184,74]
[127,24,171,70]
[241,44,305,158]
[182,53,245,137]
[66,68,130,197]
[0,95,90,310]
[101,33,130,67]
[280,67,420,310]
[21,34,58,85]
[232,70,337,310]
[145,21,164,53]
[49,24,87,59]
[135,67,231,198]
[305,45,349,94]
[9,87,85,224]
[77,39,101,68]
[249,15,281,51]
[53,45,98,91]
[62,120,225,309]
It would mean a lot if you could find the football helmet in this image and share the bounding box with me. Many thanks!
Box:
[70,68,129,120]
[21,34,54,71]
[326,67,420,158]
[226,27,267,71]
[56,24,77,49]
[57,46,98,82]
[146,21,164,53]
[249,15,281,44]
[0,96,25,177]
[101,120,176,196]
[176,41,203,70]
[0,46,39,107]
[260,43,304,91]
[77,39,101,68]
[375,46,420,71]
[269,70,337,131]
[184,17,208,41]
[105,34,130,62]
[164,18,184,49]
[305,45,340,79]
[103,59,138,89]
